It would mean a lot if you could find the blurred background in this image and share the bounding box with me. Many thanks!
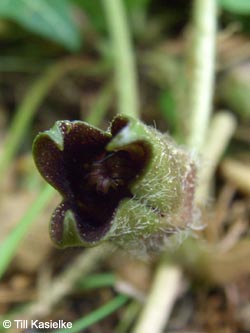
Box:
[0,0,250,332]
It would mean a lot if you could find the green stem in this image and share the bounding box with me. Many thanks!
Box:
[186,0,217,151]
[53,294,128,333]
[133,1,217,333]
[0,58,104,181]
[0,184,55,279]
[102,0,139,118]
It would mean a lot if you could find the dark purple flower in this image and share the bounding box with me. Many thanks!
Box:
[33,116,149,247]
[33,115,198,255]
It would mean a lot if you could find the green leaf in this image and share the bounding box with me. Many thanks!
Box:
[0,0,81,51]
[218,0,250,14]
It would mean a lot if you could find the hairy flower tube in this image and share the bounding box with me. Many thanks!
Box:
[33,115,198,255]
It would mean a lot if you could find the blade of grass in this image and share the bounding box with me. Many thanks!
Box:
[0,184,55,279]
[53,294,128,333]
[77,273,116,290]
[101,0,139,118]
